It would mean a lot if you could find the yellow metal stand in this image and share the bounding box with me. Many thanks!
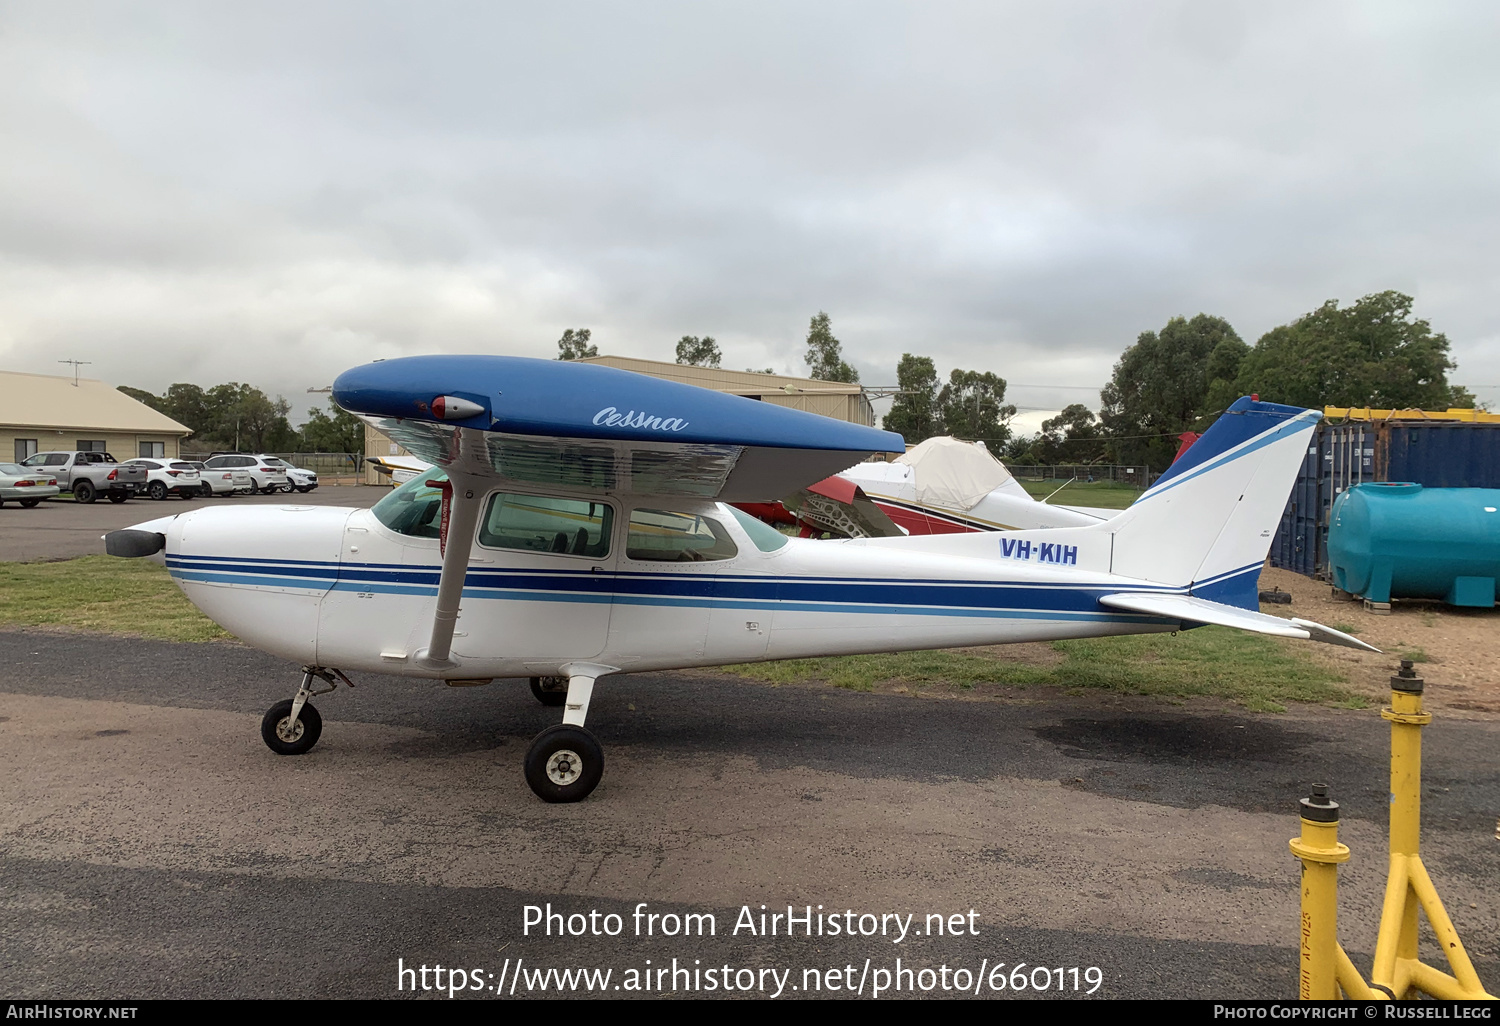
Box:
[1368,663,1495,1000]
[1289,786,1382,1000]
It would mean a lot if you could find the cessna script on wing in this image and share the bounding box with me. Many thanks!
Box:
[999,539,1080,566]
[592,407,690,431]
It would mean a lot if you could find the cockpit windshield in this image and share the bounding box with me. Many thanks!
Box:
[371,471,446,538]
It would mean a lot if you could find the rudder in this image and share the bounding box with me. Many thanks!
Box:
[1107,398,1320,609]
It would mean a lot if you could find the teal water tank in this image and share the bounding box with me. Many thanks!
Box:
[1327,483,1500,607]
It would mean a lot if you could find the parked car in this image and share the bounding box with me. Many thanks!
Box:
[0,463,61,507]
[19,451,147,503]
[278,461,319,493]
[187,461,254,497]
[122,458,202,500]
[203,453,289,494]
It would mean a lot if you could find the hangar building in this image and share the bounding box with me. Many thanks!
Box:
[0,370,193,463]
[362,356,875,484]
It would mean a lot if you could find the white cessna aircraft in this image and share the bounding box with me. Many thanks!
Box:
[105,355,1375,802]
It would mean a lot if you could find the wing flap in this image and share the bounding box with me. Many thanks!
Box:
[1098,592,1381,652]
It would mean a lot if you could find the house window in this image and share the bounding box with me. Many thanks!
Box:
[14,439,37,462]
[77,440,107,452]
[139,441,166,458]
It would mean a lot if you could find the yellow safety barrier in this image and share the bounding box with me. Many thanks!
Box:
[1289,786,1382,1000]
[1368,662,1496,1000]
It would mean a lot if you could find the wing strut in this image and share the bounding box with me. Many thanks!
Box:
[414,471,486,670]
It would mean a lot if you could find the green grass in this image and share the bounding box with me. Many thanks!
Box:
[1015,479,1144,510]
[0,556,231,642]
[724,627,1362,713]
[1396,647,1431,663]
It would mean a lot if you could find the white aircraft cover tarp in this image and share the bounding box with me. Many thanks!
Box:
[894,436,1027,511]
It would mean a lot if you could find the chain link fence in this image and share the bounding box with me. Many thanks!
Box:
[180,451,366,485]
[1003,463,1156,487]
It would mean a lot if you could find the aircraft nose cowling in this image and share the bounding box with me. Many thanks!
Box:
[156,504,359,665]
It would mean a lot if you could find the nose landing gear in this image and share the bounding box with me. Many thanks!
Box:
[260,667,351,756]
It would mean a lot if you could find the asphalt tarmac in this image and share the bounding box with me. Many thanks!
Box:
[0,487,380,562]
[2,630,1496,1000]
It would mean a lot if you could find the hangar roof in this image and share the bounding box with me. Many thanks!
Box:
[0,371,192,435]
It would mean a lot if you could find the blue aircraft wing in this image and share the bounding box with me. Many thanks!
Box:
[333,355,905,501]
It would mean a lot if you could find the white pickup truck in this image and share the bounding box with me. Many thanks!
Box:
[19,451,149,503]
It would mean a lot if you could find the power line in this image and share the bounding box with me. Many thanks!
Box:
[1007,382,1104,390]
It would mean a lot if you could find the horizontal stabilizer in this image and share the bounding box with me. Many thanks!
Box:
[1098,592,1380,652]
[1288,617,1381,652]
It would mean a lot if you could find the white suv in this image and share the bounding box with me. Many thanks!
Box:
[267,458,318,493]
[122,458,202,501]
[203,454,289,494]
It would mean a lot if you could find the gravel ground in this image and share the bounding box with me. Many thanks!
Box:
[2,630,1496,1000]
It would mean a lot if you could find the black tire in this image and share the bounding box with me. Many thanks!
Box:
[260,485,277,494]
[529,676,569,706]
[524,724,603,803]
[74,481,96,504]
[296,486,313,493]
[19,499,39,508]
[148,481,167,500]
[107,493,128,504]
[180,489,195,500]
[200,484,214,498]
[260,699,323,755]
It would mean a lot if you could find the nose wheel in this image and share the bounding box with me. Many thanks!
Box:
[260,667,349,756]
[261,698,322,755]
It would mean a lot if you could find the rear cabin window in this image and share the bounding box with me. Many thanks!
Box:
[626,509,738,562]
[479,494,612,557]
[728,506,790,551]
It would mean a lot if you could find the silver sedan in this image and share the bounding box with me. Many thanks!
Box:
[0,463,61,507]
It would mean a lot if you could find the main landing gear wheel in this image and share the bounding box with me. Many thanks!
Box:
[524,724,603,803]
[261,698,323,755]
[529,676,569,706]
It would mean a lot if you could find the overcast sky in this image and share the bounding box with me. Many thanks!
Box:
[2,1,1497,431]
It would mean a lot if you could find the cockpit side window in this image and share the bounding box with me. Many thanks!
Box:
[479,493,613,557]
[626,509,738,562]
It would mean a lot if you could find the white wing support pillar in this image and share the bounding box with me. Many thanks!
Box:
[414,470,486,671]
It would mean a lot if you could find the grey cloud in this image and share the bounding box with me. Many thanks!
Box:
[1,1,1497,421]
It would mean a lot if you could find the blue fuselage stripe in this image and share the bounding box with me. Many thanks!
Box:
[166,554,1188,621]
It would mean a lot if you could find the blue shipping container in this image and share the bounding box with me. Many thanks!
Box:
[1269,419,1500,579]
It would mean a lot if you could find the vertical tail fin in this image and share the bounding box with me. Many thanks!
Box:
[1107,398,1321,609]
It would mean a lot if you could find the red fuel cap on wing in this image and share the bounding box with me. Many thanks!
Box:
[431,395,484,420]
